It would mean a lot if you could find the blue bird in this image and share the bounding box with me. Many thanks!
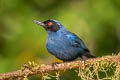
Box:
[34,19,96,62]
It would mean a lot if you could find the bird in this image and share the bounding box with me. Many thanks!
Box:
[34,19,96,62]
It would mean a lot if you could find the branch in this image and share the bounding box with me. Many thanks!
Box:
[0,53,120,80]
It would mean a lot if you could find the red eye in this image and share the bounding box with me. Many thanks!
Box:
[48,22,53,26]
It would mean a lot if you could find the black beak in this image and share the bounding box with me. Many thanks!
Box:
[33,20,46,27]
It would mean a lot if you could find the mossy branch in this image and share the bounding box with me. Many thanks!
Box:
[0,53,120,80]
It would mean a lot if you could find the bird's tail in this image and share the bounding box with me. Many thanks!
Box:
[85,52,97,58]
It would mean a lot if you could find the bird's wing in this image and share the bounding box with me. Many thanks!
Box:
[67,32,89,52]
[67,32,97,58]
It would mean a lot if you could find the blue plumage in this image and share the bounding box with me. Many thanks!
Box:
[34,19,96,61]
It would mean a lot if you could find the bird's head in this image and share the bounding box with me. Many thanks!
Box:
[34,19,64,32]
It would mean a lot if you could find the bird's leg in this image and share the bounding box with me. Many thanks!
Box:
[51,62,60,68]
[82,56,88,61]
[81,56,88,64]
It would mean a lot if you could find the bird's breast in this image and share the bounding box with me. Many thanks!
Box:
[46,32,84,61]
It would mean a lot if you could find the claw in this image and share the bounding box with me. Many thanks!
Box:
[52,62,60,68]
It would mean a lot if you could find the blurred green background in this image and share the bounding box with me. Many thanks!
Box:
[0,0,120,79]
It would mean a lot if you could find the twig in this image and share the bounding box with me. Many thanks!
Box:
[0,53,120,80]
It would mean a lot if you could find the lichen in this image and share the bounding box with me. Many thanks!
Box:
[75,56,119,80]
[20,55,120,80]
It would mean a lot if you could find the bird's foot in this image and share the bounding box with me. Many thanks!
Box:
[51,62,60,68]
[81,56,88,64]
[82,56,88,61]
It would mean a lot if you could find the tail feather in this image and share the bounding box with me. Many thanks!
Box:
[85,52,97,58]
